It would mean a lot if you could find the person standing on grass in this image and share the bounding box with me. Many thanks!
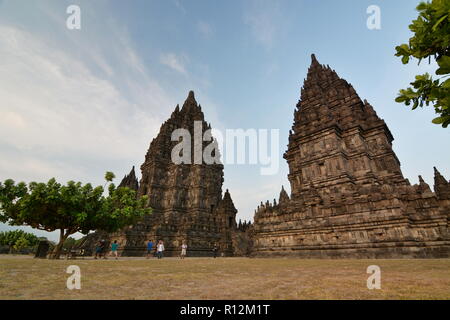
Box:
[212,244,218,258]
[146,240,154,259]
[110,240,119,260]
[94,240,102,259]
[180,241,187,259]
[100,240,107,259]
[157,240,165,259]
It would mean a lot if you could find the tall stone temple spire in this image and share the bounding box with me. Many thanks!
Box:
[253,54,449,258]
[108,91,238,256]
[286,54,404,200]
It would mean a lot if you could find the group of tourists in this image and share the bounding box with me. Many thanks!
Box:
[145,239,188,259]
[94,239,119,260]
[94,239,193,260]
[146,240,166,259]
[93,239,221,260]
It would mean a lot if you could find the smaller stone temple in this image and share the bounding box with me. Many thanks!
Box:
[118,166,139,191]
[82,91,244,257]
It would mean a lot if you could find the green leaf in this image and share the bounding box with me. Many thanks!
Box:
[104,171,116,182]
[442,79,450,88]
[395,96,407,103]
[432,14,448,31]
[402,56,410,64]
[436,55,450,75]
[432,116,444,124]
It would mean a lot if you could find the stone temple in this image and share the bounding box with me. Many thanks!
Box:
[108,91,241,256]
[252,55,450,258]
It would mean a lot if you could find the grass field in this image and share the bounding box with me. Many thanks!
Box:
[0,255,449,300]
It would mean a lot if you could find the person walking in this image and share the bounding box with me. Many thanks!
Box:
[180,241,187,259]
[146,240,154,259]
[157,240,165,259]
[110,240,119,260]
[99,240,107,259]
[212,244,218,259]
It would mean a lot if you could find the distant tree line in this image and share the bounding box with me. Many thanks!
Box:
[0,230,40,254]
[0,230,87,255]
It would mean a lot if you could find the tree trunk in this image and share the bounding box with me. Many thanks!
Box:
[50,229,70,259]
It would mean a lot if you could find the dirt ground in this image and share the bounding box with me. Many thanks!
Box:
[0,255,449,300]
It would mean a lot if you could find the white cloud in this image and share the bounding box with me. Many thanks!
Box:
[174,0,187,14]
[0,21,175,185]
[0,26,151,155]
[0,111,26,129]
[243,0,283,49]
[0,1,270,239]
[197,21,213,39]
[160,52,188,74]
[0,5,182,239]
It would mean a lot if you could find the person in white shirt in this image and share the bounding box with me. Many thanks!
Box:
[157,240,165,259]
[180,241,187,259]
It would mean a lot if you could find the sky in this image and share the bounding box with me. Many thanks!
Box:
[0,0,449,241]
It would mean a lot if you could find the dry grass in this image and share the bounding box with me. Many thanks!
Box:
[0,255,449,300]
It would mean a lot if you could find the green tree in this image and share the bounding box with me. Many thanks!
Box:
[0,173,151,259]
[104,171,115,188]
[13,236,29,253]
[63,237,77,250]
[0,230,39,252]
[395,0,450,127]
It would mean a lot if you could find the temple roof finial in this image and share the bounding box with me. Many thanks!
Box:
[182,90,198,111]
[311,54,320,66]
[418,175,425,184]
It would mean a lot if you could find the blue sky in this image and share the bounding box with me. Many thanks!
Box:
[0,0,449,241]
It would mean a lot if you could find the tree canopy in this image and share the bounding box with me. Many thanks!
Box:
[0,230,40,247]
[62,236,85,250]
[395,0,450,127]
[0,173,151,258]
[13,236,29,252]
